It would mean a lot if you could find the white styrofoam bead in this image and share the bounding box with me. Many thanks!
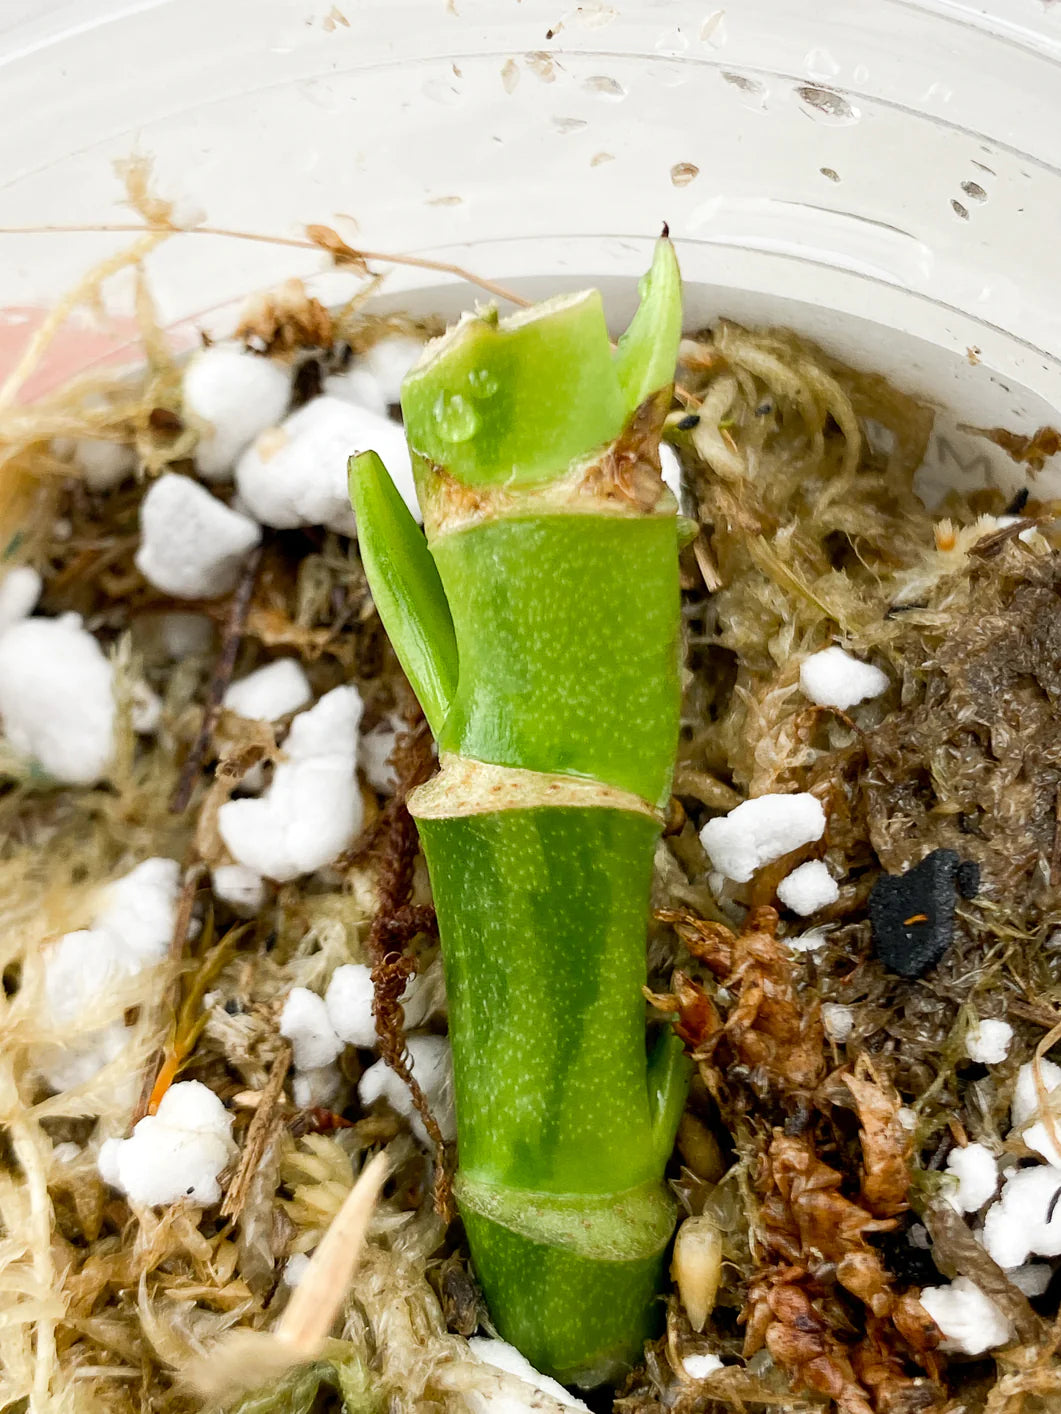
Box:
[324,963,377,1049]
[1013,1059,1061,1128]
[362,336,426,405]
[682,1354,724,1380]
[966,1018,1014,1065]
[359,718,402,794]
[982,1164,1061,1268]
[75,438,138,491]
[97,1080,236,1207]
[323,366,388,417]
[93,857,180,966]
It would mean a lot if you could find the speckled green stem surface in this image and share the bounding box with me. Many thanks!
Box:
[350,241,688,1386]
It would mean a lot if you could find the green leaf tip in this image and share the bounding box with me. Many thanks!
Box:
[348,451,458,737]
[613,234,683,415]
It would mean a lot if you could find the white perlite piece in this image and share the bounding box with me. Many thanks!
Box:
[360,718,402,794]
[362,335,426,405]
[919,1276,1013,1355]
[358,1033,456,1144]
[75,438,138,491]
[182,343,291,479]
[683,1354,724,1380]
[325,962,432,1048]
[292,1065,342,1109]
[223,658,311,721]
[1023,1120,1061,1168]
[776,859,839,916]
[323,365,388,417]
[98,1079,236,1207]
[466,1337,588,1414]
[799,646,889,711]
[35,858,181,1092]
[235,395,419,535]
[821,1003,855,1044]
[282,1252,313,1287]
[0,565,42,634]
[982,1164,1061,1268]
[0,614,115,783]
[1012,1058,1061,1128]
[218,686,363,881]
[211,864,266,917]
[136,473,261,599]
[153,611,215,659]
[966,1018,1014,1065]
[943,1143,998,1213]
[279,987,344,1070]
[786,926,831,954]
[324,963,377,1049]
[95,857,183,964]
[700,793,826,883]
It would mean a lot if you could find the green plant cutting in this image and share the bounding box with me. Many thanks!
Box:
[349,237,690,1387]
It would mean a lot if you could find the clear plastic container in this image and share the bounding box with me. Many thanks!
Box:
[2,0,1060,498]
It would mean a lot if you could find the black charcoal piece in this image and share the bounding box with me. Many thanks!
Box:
[955,859,981,899]
[869,848,979,979]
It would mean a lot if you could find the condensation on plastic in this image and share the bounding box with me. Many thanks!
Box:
[1,0,1060,498]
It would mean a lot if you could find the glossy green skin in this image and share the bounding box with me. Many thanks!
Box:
[431,515,681,809]
[419,804,680,1383]
[402,292,626,487]
[419,807,662,1191]
[459,1182,675,1387]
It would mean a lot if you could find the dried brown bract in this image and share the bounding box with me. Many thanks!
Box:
[236,277,336,359]
[843,1062,912,1219]
[970,423,1061,471]
[746,1133,941,1413]
[654,906,826,1098]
